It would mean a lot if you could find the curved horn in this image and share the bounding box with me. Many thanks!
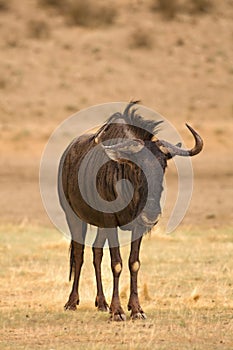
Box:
[156,124,203,157]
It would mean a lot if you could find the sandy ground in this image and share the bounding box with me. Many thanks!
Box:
[0,0,233,230]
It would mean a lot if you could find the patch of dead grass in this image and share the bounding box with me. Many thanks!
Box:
[151,0,179,19]
[38,0,63,9]
[27,19,51,40]
[38,0,117,28]
[151,0,215,18]
[64,0,117,27]
[0,0,10,11]
[129,26,154,49]
[190,0,214,14]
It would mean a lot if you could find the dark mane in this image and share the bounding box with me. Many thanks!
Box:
[104,101,163,140]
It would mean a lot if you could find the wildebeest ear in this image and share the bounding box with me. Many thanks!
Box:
[102,139,144,162]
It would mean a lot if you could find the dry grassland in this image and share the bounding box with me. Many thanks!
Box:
[0,0,233,349]
[0,225,232,349]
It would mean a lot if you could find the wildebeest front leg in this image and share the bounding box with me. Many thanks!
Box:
[64,215,87,311]
[92,228,109,311]
[128,233,146,319]
[109,229,126,321]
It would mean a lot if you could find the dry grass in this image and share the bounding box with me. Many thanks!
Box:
[27,19,51,40]
[0,224,232,349]
[151,0,214,18]
[38,0,63,8]
[151,0,179,19]
[38,0,117,27]
[0,0,10,11]
[190,0,213,13]
[129,26,154,49]
[0,77,7,89]
[64,0,117,27]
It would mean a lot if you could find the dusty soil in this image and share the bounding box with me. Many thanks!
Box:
[0,0,233,229]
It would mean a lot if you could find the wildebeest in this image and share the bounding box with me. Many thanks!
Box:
[58,101,203,320]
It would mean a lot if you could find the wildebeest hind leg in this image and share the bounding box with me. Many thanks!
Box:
[64,214,87,311]
[92,228,109,312]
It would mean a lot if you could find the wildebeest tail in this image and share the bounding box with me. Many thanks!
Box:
[69,241,74,281]
[68,222,87,281]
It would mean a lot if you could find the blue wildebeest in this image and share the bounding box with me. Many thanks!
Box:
[58,101,203,320]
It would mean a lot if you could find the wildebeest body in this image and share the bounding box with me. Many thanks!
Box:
[60,136,165,230]
[58,102,203,320]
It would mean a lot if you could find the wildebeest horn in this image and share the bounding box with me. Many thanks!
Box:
[155,124,203,157]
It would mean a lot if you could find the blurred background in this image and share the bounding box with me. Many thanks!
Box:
[0,0,232,229]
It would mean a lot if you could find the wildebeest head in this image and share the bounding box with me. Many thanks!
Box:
[94,101,203,157]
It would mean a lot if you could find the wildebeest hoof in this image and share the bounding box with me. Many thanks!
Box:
[110,302,126,321]
[98,303,109,312]
[95,296,109,312]
[110,312,126,322]
[64,302,77,311]
[131,311,147,320]
[64,295,79,311]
